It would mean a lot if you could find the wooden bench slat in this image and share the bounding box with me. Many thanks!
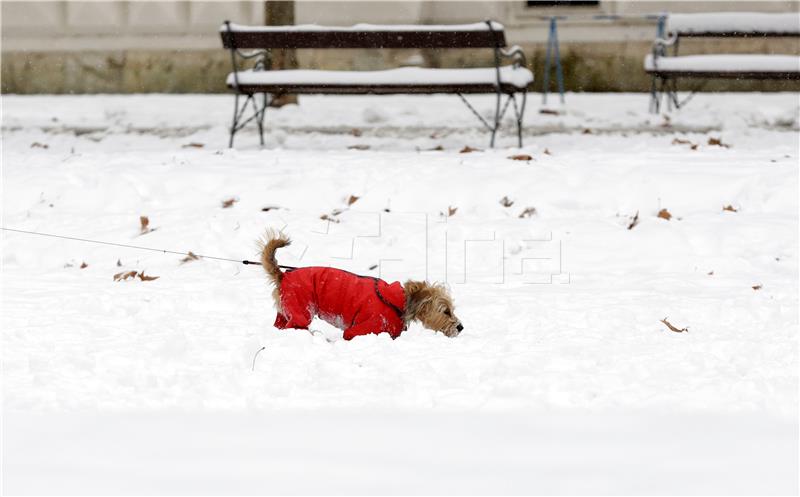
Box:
[644,54,800,79]
[667,12,800,37]
[220,22,507,49]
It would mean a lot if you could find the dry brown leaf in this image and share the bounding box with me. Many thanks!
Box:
[752,284,762,290]
[582,128,592,134]
[707,270,714,276]
[320,214,341,224]
[347,144,370,150]
[31,142,49,149]
[180,251,199,264]
[657,208,672,221]
[80,262,88,269]
[519,207,537,218]
[221,198,238,208]
[722,205,738,212]
[137,271,159,281]
[182,142,204,148]
[660,317,688,333]
[139,216,152,234]
[427,145,444,151]
[261,206,280,212]
[460,146,482,153]
[508,154,533,161]
[350,128,362,137]
[708,137,730,148]
[113,270,138,281]
[539,109,559,115]
[690,144,698,150]
[500,196,514,208]
[543,148,552,155]
[447,206,458,217]
[347,195,360,206]
[671,138,697,147]
[627,211,640,230]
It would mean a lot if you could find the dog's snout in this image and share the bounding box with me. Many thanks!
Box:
[456,323,463,332]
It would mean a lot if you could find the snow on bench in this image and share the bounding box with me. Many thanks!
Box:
[220,20,530,148]
[646,11,800,112]
[644,54,800,78]
[666,12,800,37]
[226,66,534,94]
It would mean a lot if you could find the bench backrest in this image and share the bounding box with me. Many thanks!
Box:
[220,21,507,49]
[667,12,800,38]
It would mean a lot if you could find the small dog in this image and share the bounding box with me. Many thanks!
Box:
[259,231,463,340]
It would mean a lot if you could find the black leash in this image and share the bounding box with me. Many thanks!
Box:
[0,227,295,269]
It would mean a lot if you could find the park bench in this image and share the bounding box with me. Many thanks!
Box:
[220,20,532,148]
[645,12,800,112]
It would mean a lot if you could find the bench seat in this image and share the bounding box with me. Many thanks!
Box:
[227,66,534,94]
[645,54,800,79]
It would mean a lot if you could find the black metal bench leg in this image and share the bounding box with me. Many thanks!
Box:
[649,75,660,114]
[251,93,266,147]
[229,92,240,148]
[490,90,502,148]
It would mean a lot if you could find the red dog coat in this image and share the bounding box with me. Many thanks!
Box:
[274,267,406,340]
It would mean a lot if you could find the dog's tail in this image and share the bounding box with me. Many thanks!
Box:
[259,230,291,285]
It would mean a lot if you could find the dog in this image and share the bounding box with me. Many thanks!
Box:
[259,231,463,340]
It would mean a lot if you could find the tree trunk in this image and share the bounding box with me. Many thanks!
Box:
[265,1,298,107]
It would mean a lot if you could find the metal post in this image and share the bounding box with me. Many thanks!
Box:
[542,17,565,106]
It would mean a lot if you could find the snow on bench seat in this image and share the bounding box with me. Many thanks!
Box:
[666,12,800,36]
[222,21,505,33]
[645,54,800,79]
[227,66,534,94]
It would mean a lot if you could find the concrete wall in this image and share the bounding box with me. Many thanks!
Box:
[2,1,799,94]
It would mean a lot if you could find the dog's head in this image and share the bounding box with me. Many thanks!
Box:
[403,280,463,337]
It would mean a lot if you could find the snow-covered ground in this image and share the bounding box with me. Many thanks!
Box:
[2,92,798,495]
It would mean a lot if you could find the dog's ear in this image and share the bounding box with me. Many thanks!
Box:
[403,280,428,299]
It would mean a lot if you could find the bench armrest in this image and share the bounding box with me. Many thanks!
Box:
[500,45,527,69]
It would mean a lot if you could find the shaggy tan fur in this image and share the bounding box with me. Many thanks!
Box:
[259,230,462,338]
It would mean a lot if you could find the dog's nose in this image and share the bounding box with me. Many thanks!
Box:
[456,323,463,332]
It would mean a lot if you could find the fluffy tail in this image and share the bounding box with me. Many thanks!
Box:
[259,230,291,285]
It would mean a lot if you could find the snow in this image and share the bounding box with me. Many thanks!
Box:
[667,12,800,35]
[2,92,798,494]
[227,65,534,89]
[645,54,800,73]
[222,21,505,33]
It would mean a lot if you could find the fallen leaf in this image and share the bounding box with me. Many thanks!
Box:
[116,259,123,267]
[350,128,362,137]
[582,128,592,134]
[347,144,370,150]
[320,214,341,224]
[657,208,672,220]
[139,216,152,234]
[182,142,204,148]
[519,207,537,218]
[660,317,688,333]
[31,142,49,149]
[113,270,138,281]
[427,145,444,151]
[708,137,730,148]
[508,154,533,161]
[261,206,280,212]
[80,262,88,269]
[447,206,458,217]
[221,198,238,208]
[752,284,762,290]
[368,264,378,270]
[627,211,640,230]
[671,138,696,146]
[137,271,159,281]
[690,144,698,150]
[460,146,482,153]
[500,196,514,208]
[180,251,199,264]
[347,195,360,206]
[543,148,552,155]
[722,205,738,212]
[707,270,714,276]
[539,109,559,115]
